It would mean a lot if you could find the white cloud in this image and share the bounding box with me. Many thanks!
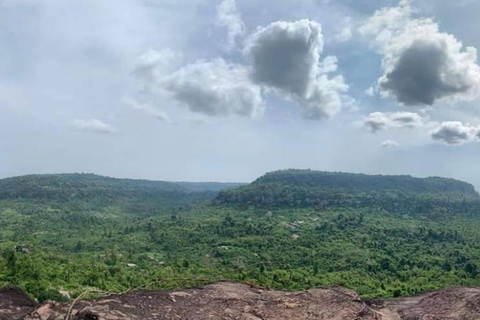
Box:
[431,121,478,145]
[124,98,171,122]
[133,19,350,121]
[162,59,265,118]
[72,119,116,134]
[381,139,399,148]
[215,0,245,50]
[360,0,480,106]
[244,19,348,120]
[132,49,265,118]
[362,111,425,133]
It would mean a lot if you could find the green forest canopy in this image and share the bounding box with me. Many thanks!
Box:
[1,170,480,302]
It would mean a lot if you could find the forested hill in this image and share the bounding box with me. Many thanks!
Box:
[215,169,479,212]
[0,173,243,209]
[254,170,477,194]
[4,170,480,301]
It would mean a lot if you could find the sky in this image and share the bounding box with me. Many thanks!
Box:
[2,0,480,188]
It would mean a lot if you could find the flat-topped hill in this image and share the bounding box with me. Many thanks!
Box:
[215,169,479,211]
[253,169,477,195]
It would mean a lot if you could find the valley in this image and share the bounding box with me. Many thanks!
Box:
[1,170,480,304]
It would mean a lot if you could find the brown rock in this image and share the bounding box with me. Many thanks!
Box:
[35,303,54,320]
[2,282,480,319]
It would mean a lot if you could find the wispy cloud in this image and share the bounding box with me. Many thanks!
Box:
[124,98,171,122]
[215,0,245,50]
[72,119,116,134]
[381,139,399,148]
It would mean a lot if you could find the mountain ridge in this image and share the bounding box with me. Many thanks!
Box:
[215,169,479,212]
[0,173,244,210]
[0,170,476,198]
[0,173,245,193]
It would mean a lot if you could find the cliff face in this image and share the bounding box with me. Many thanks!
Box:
[4,282,480,320]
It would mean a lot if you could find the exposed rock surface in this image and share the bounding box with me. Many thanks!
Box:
[2,282,480,319]
[0,286,37,320]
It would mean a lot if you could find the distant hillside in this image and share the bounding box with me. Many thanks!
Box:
[4,170,480,302]
[254,170,477,195]
[216,169,479,212]
[0,173,243,212]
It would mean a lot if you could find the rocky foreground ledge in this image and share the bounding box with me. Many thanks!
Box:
[2,282,480,320]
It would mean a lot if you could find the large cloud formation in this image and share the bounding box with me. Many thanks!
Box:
[162,59,265,118]
[133,19,349,120]
[244,20,348,119]
[360,0,480,106]
[362,111,425,133]
[431,121,478,145]
[133,52,264,118]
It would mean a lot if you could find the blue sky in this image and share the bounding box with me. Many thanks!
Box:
[2,0,480,188]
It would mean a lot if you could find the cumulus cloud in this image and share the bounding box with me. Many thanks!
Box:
[362,111,425,133]
[381,139,399,148]
[72,119,116,134]
[431,121,478,145]
[133,19,350,121]
[244,19,348,119]
[360,0,480,106]
[124,98,171,122]
[162,59,264,118]
[216,0,245,50]
[132,49,264,118]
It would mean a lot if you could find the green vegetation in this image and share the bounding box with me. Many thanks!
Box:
[1,170,480,302]
[0,173,243,215]
[216,170,480,214]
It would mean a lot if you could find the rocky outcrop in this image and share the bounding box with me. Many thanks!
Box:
[0,286,37,320]
[3,282,480,320]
